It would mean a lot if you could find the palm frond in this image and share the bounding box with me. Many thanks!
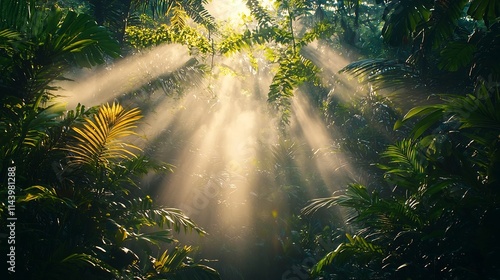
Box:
[22,103,67,147]
[0,0,31,30]
[426,0,468,49]
[340,59,420,91]
[467,0,500,24]
[0,102,65,168]
[0,28,21,50]
[399,89,500,136]
[1,1,120,102]
[108,155,173,191]
[65,102,142,168]
[444,91,500,130]
[381,0,432,46]
[311,233,383,275]
[181,0,216,31]
[302,183,374,216]
[124,196,207,235]
[169,3,188,30]
[152,246,221,280]
[379,139,427,187]
[18,185,76,209]
[51,253,119,279]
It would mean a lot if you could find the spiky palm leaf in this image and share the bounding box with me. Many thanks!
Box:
[65,102,142,168]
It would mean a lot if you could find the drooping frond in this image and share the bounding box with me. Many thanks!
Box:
[340,59,420,91]
[181,0,216,31]
[169,3,188,30]
[302,183,374,217]
[467,0,500,25]
[269,53,321,123]
[399,89,500,136]
[50,253,120,279]
[246,0,275,29]
[426,0,468,49]
[381,0,432,46]
[124,196,207,235]
[311,234,383,275]
[65,102,142,168]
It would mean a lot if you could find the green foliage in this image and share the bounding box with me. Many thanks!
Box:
[232,0,334,122]
[1,101,214,278]
[467,0,500,24]
[341,0,500,93]
[84,0,215,43]
[0,0,120,103]
[340,58,420,91]
[303,86,500,279]
[147,246,221,280]
[64,102,142,169]
[311,233,383,275]
[269,53,321,123]
[438,41,476,72]
[125,23,211,53]
[381,0,432,46]
[0,1,219,278]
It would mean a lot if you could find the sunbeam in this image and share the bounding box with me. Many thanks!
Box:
[54,16,369,278]
[56,38,360,278]
[56,44,191,108]
[291,92,355,192]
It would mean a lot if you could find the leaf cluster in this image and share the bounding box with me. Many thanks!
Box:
[302,87,500,279]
